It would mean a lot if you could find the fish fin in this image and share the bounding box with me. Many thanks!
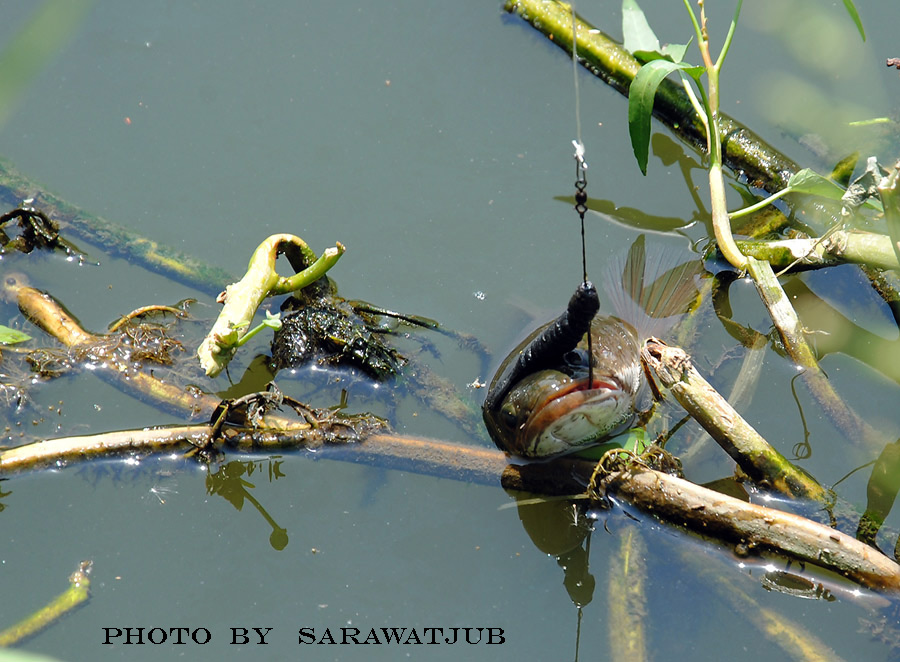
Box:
[606,235,702,340]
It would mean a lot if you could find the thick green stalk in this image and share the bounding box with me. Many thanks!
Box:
[693,0,747,269]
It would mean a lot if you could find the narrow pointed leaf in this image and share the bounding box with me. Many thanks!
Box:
[0,325,30,345]
[622,0,660,55]
[628,59,702,174]
[841,0,865,42]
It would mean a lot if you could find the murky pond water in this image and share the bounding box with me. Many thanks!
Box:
[1,1,900,660]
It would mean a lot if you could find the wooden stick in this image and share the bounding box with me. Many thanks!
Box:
[641,338,829,501]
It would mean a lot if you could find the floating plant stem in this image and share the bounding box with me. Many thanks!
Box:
[0,560,92,647]
[196,234,345,378]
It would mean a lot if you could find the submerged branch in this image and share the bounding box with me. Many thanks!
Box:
[0,158,235,295]
[0,560,92,647]
[746,258,876,446]
[607,528,648,662]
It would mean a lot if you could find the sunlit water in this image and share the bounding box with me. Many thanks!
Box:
[1,1,900,660]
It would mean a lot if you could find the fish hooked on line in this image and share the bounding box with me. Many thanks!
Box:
[482,236,702,459]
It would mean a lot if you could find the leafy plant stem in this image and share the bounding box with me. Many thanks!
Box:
[690,0,747,269]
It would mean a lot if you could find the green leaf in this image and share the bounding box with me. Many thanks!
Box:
[623,0,691,65]
[628,59,703,174]
[622,0,660,55]
[786,168,847,200]
[841,0,865,42]
[660,41,690,63]
[0,324,30,345]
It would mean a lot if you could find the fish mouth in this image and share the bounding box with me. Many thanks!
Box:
[520,376,635,458]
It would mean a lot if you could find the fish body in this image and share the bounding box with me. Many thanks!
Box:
[482,236,699,459]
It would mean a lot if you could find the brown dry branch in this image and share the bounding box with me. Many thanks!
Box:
[594,465,900,593]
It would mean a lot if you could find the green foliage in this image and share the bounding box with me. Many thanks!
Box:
[628,59,702,175]
[622,0,690,64]
[841,0,865,41]
[786,168,847,200]
[623,0,702,174]
[0,325,30,345]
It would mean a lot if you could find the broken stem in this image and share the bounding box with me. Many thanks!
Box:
[641,337,828,501]
[196,234,345,377]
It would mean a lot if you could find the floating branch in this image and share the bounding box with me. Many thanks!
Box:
[591,464,900,593]
[4,422,898,593]
[1,272,220,419]
[640,338,828,501]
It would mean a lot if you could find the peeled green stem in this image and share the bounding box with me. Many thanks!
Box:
[197,234,345,377]
[736,231,900,271]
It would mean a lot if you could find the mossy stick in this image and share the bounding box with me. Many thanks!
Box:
[641,338,829,501]
[0,560,92,647]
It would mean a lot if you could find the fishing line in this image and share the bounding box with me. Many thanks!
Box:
[571,4,594,387]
